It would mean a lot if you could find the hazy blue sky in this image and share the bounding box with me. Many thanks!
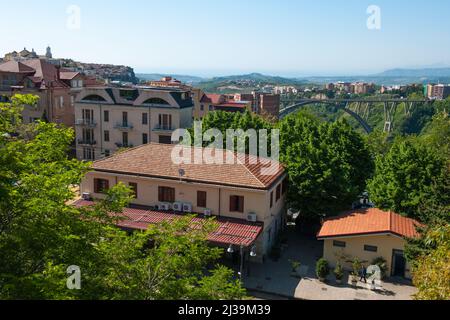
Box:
[2,0,450,77]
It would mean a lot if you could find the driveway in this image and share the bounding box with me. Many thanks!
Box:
[243,224,418,300]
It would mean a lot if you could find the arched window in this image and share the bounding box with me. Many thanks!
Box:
[143,98,170,105]
[82,95,106,102]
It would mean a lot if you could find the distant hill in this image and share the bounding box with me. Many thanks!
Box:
[375,67,450,78]
[136,73,206,84]
[206,73,305,85]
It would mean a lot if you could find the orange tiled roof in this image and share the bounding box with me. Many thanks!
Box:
[73,199,263,247]
[92,143,285,190]
[317,208,422,239]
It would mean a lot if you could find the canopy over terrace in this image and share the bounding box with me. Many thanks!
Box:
[73,200,263,248]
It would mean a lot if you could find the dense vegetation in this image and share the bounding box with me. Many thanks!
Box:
[0,95,244,300]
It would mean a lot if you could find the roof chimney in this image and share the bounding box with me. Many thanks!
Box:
[55,65,61,81]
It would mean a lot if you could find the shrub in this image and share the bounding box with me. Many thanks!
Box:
[334,262,344,280]
[316,258,330,280]
[350,257,363,276]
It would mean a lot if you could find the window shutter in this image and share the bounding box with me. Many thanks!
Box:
[238,196,244,212]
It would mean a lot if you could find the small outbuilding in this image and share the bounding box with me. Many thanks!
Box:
[317,208,422,279]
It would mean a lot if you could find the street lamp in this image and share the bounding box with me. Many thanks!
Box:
[227,242,257,282]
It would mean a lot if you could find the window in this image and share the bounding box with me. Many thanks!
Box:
[143,98,170,105]
[122,112,128,126]
[82,109,94,122]
[158,187,175,203]
[142,113,148,125]
[276,184,281,201]
[158,114,172,130]
[200,104,204,111]
[333,240,346,248]
[159,135,172,144]
[270,191,274,208]
[70,96,75,107]
[94,178,109,194]
[197,191,207,208]
[364,245,378,252]
[142,133,148,145]
[122,132,128,146]
[282,178,288,195]
[104,110,109,122]
[230,195,244,213]
[82,128,94,143]
[104,130,110,142]
[129,182,138,198]
[82,95,106,102]
[209,105,213,111]
[83,147,95,160]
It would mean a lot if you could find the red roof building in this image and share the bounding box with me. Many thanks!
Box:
[317,208,422,239]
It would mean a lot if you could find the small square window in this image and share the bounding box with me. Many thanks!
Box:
[364,245,378,252]
[333,240,346,248]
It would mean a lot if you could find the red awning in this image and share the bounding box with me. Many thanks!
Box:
[73,200,262,247]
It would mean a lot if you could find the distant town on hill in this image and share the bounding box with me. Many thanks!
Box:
[137,67,450,89]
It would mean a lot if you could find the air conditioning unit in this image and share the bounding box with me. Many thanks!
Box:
[158,203,171,211]
[82,192,92,201]
[182,203,193,213]
[204,209,212,217]
[172,202,183,212]
[247,212,257,222]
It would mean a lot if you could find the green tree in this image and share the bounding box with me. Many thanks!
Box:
[409,225,450,300]
[367,137,447,219]
[0,95,245,300]
[278,112,374,219]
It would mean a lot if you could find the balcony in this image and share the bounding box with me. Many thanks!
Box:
[114,122,134,131]
[75,119,97,127]
[153,124,176,132]
[115,142,134,149]
[77,139,97,146]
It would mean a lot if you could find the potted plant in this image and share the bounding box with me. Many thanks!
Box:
[289,259,301,277]
[316,258,330,282]
[349,257,362,285]
[334,262,344,284]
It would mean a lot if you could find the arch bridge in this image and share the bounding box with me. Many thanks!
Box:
[279,98,429,133]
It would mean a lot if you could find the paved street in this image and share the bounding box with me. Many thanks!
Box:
[243,224,418,300]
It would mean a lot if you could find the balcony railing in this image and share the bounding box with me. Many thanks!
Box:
[114,122,134,130]
[115,142,134,148]
[78,139,97,146]
[153,124,175,132]
[75,119,97,127]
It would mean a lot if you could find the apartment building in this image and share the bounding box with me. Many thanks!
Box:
[77,143,287,261]
[426,84,450,100]
[197,93,252,118]
[74,87,194,160]
[0,58,88,128]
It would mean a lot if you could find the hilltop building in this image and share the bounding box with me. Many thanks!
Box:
[0,58,91,128]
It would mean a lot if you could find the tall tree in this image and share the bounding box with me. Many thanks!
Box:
[278,112,374,219]
[367,137,447,220]
[409,224,450,300]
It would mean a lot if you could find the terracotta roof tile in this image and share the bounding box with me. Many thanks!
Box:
[74,200,262,247]
[0,61,35,73]
[317,208,422,239]
[92,143,285,190]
